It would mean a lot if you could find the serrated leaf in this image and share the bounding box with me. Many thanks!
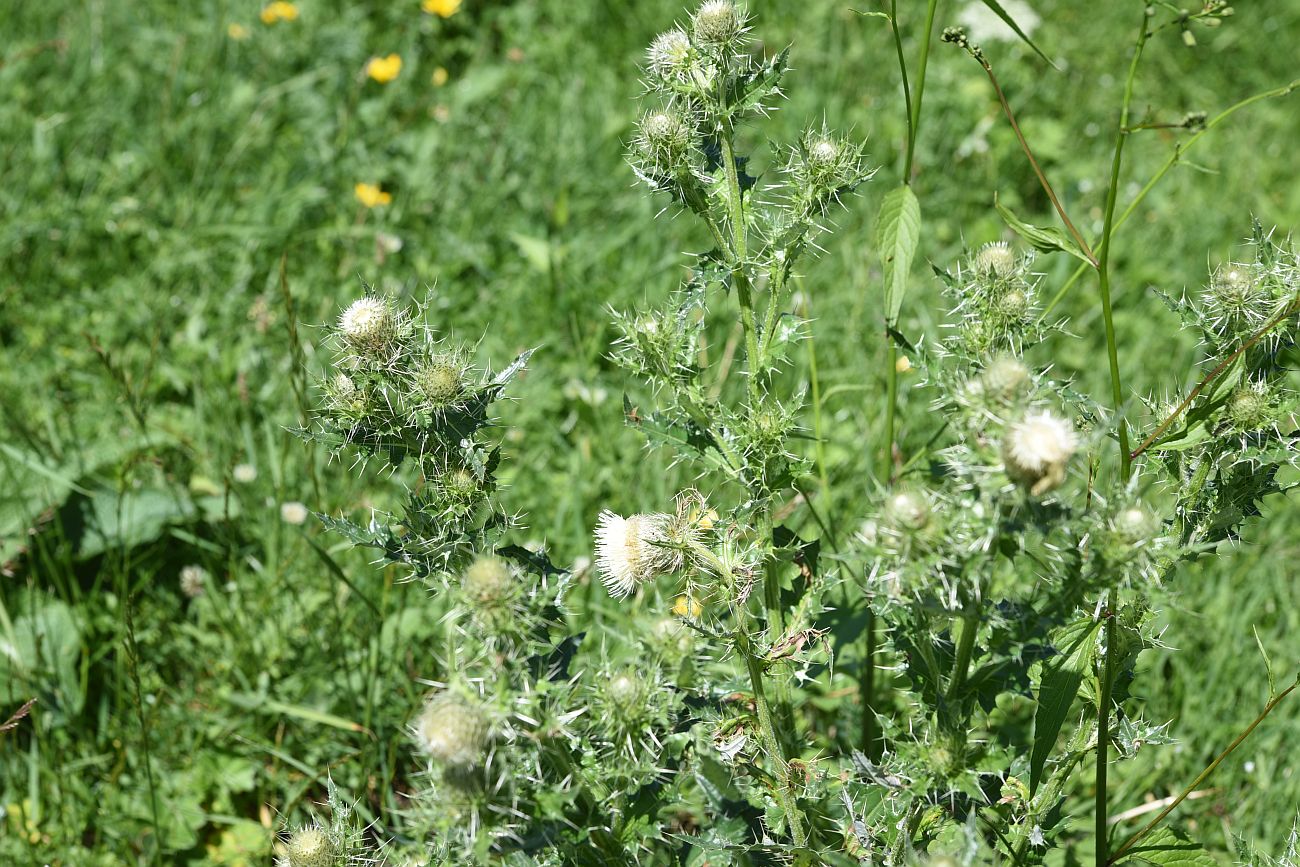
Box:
[1030,616,1101,794]
[1114,827,1218,867]
[978,0,1059,68]
[876,185,921,326]
[995,197,1091,265]
[623,395,735,476]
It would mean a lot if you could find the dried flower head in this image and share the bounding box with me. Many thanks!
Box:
[416,693,490,770]
[594,510,682,599]
[1002,411,1077,495]
[281,501,309,525]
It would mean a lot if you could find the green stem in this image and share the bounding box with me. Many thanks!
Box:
[884,339,899,482]
[905,0,940,183]
[719,123,762,407]
[946,605,979,706]
[1108,677,1300,865]
[1096,600,1117,867]
[738,628,809,848]
[1041,79,1299,320]
[1097,13,1148,480]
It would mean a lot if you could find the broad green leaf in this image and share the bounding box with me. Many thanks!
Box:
[1030,616,1100,794]
[978,0,1059,68]
[994,197,1091,266]
[876,185,921,326]
[1113,826,1218,867]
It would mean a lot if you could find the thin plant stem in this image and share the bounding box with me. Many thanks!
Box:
[738,628,809,848]
[719,123,762,408]
[946,605,979,704]
[1097,13,1149,479]
[905,0,939,184]
[1096,599,1117,867]
[1041,79,1300,320]
[973,55,1097,267]
[1107,677,1300,864]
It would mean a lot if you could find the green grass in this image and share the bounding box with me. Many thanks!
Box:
[2,0,1299,862]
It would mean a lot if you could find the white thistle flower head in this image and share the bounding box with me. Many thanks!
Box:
[338,296,399,354]
[594,510,680,599]
[416,693,490,770]
[692,0,745,47]
[648,28,692,81]
[280,501,309,525]
[233,463,257,484]
[973,241,1017,277]
[282,825,335,867]
[1002,411,1077,495]
[179,564,208,599]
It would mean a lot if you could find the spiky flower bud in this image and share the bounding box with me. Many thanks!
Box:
[1226,381,1272,431]
[691,0,744,47]
[973,241,1016,277]
[338,296,400,354]
[438,466,481,510]
[647,29,692,82]
[416,693,490,770]
[636,108,695,172]
[414,355,465,409]
[1110,506,1157,546]
[604,671,646,719]
[284,826,335,867]
[1002,411,1077,495]
[994,287,1031,320]
[462,555,513,606]
[594,510,685,599]
[884,491,931,532]
[979,356,1030,403]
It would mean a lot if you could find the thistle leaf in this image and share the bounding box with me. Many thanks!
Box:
[876,184,922,326]
[1030,616,1101,794]
[995,197,1091,265]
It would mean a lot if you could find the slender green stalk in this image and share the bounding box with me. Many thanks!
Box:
[945,605,979,704]
[1097,14,1149,479]
[905,0,939,184]
[719,123,762,407]
[1107,677,1300,864]
[738,628,808,848]
[1096,601,1116,867]
[1041,79,1299,319]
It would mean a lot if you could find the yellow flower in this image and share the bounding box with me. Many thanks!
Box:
[365,54,402,84]
[895,354,912,374]
[354,183,392,208]
[673,594,703,619]
[422,0,463,18]
[227,22,250,40]
[259,1,299,24]
[431,66,450,87]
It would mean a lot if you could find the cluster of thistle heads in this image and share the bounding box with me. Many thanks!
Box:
[303,291,531,577]
[630,0,874,236]
[276,780,376,867]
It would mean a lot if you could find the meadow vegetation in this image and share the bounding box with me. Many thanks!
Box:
[2,0,1299,864]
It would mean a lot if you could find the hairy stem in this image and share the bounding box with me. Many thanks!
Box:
[1096,600,1116,867]
[739,628,809,848]
[719,123,762,407]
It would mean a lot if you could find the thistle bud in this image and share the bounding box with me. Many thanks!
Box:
[979,356,1030,403]
[1002,411,1077,495]
[413,355,465,409]
[691,0,744,47]
[1226,381,1272,431]
[416,693,490,770]
[1110,506,1157,547]
[973,241,1016,277]
[438,466,482,510]
[636,108,695,172]
[283,826,335,867]
[594,510,685,599]
[884,490,931,532]
[338,296,401,354]
[994,287,1031,320]
[461,555,518,632]
[604,671,646,718]
[647,29,692,82]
